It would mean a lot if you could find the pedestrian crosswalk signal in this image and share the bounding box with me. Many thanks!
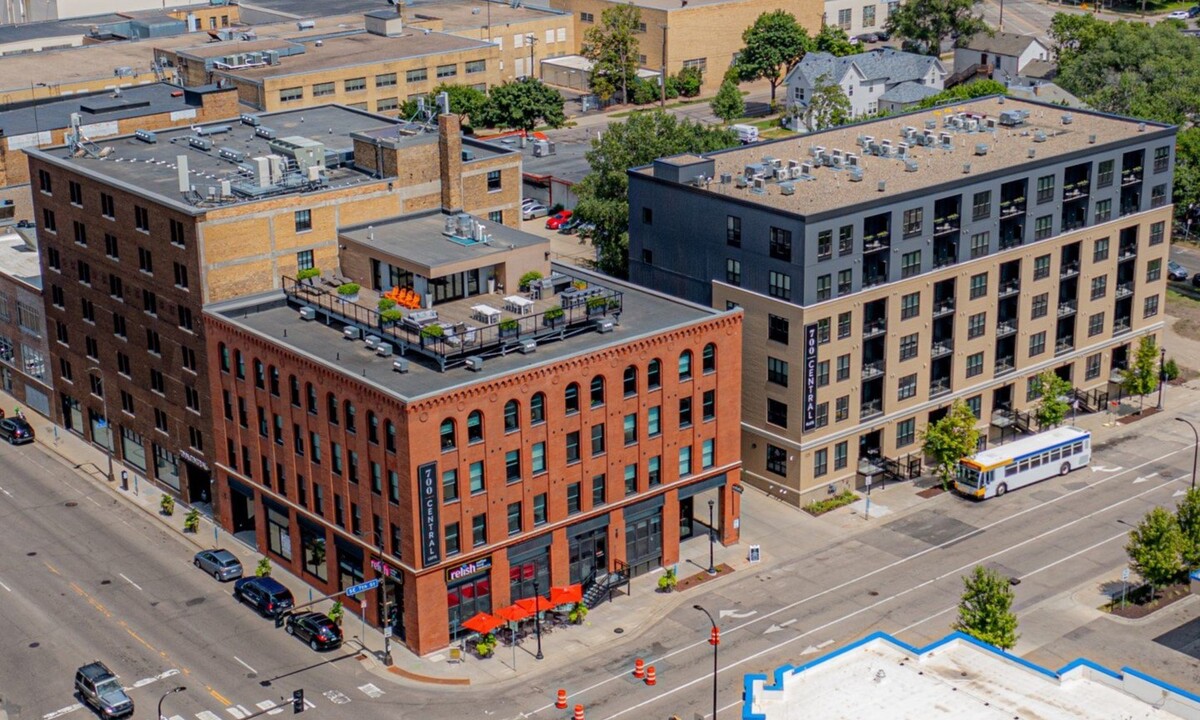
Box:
[292,689,304,714]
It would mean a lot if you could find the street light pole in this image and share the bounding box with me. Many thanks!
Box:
[1157,347,1167,410]
[157,685,186,720]
[706,498,716,575]
[1177,418,1198,490]
[366,531,394,666]
[533,576,544,660]
[693,605,719,720]
[86,366,117,487]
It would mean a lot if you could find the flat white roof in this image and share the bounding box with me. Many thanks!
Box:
[744,632,1200,720]
[970,425,1087,466]
[542,54,661,79]
[0,233,43,289]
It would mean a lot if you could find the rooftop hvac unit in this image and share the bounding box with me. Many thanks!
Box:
[998,110,1028,127]
[788,158,800,168]
[848,167,863,182]
[188,136,213,151]
[176,155,190,193]
[779,182,795,195]
[862,136,874,147]
[255,126,277,140]
[903,159,919,173]
[938,132,951,146]
[752,177,766,190]
[465,356,484,372]
[765,156,781,169]
[880,139,892,148]
[299,307,316,320]
[344,326,361,340]
[744,163,764,177]
[196,125,232,136]
[376,342,393,357]
[878,180,887,192]
[218,147,245,163]
[267,155,286,182]
[297,20,315,30]
[924,119,937,130]
[220,179,232,197]
[1088,134,1097,144]
[975,143,989,156]
[896,142,908,156]
[392,358,410,373]
[735,175,748,188]
[903,125,917,137]
[963,163,972,174]
[790,166,803,179]
[252,156,271,187]
[240,113,260,127]
[134,129,157,143]
[1028,148,1036,159]
[594,319,614,333]
[1138,122,1146,132]
[1033,131,1047,143]
[519,339,537,354]
[810,146,825,158]
[364,335,380,348]
[719,173,732,184]
[1062,114,1074,125]
[774,167,790,180]
[967,119,979,131]
[800,162,812,175]
[846,153,858,166]
[986,118,997,129]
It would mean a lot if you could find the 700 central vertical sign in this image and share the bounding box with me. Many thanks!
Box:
[418,461,440,567]
[803,323,818,432]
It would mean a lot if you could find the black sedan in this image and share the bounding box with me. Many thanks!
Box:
[1192,272,1200,288]
[0,417,34,444]
[285,611,343,651]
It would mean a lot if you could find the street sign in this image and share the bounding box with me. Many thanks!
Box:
[1121,568,1130,581]
[383,626,393,639]
[345,579,381,596]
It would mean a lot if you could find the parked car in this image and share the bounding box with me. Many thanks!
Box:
[0,417,34,444]
[876,29,891,40]
[856,32,880,43]
[233,576,295,618]
[1167,9,1191,18]
[1192,271,1200,287]
[522,203,548,220]
[194,548,243,581]
[75,662,134,719]
[545,210,573,229]
[285,611,344,651]
[1169,259,1190,281]
[557,216,584,234]
[1188,5,1200,17]
[521,197,537,210]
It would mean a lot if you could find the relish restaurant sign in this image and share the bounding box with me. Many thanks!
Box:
[446,557,492,583]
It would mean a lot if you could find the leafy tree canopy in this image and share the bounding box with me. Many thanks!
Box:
[581,3,642,102]
[1033,370,1073,429]
[1126,506,1184,591]
[813,26,858,56]
[915,78,1008,109]
[921,399,981,490]
[885,0,989,56]
[954,566,1019,649]
[710,78,746,124]
[1121,335,1160,408]
[477,78,566,132]
[732,10,810,105]
[573,111,738,277]
[1177,487,1200,570]
[399,83,488,125]
[800,73,853,131]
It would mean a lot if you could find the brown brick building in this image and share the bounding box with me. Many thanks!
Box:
[25,105,521,505]
[205,255,743,655]
[0,228,54,420]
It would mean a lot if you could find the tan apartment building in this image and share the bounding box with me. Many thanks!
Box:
[550,0,823,92]
[25,104,521,507]
[629,97,1173,506]
[0,83,236,221]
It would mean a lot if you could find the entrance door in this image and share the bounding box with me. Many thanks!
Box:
[185,461,213,505]
[678,496,695,541]
[992,384,1013,413]
[569,528,607,584]
[624,513,663,577]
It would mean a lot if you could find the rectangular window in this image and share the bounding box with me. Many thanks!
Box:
[648,406,661,436]
[900,291,920,320]
[766,445,787,476]
[838,312,851,339]
[1147,259,1162,282]
[1089,312,1105,337]
[406,68,428,83]
[566,430,580,463]
[1144,294,1160,318]
[294,209,312,233]
[505,450,521,482]
[966,352,984,377]
[532,442,546,474]
[973,190,991,221]
[1150,221,1165,246]
[1034,254,1050,280]
[903,207,923,237]
[769,227,792,261]
[591,473,607,506]
[1031,293,1049,319]
[1086,353,1102,380]
[1095,199,1112,224]
[1036,175,1055,204]
[42,208,56,233]
[445,522,460,556]
[970,231,990,259]
[679,397,693,427]
[969,272,988,299]
[486,170,502,192]
[1154,145,1170,173]
[816,274,831,301]
[1034,215,1053,240]
[814,449,828,477]
[312,82,334,97]
[280,86,303,102]
[648,456,662,486]
[443,469,459,502]
[679,446,693,477]
[725,258,741,285]
[817,360,829,387]
[768,271,791,301]
[1151,184,1167,208]
[623,413,637,445]
[768,314,789,344]
[1029,331,1046,356]
[100,193,115,218]
[896,418,916,447]
[817,230,833,260]
[567,482,581,515]
[899,333,918,361]
[838,225,854,255]
[1098,159,1114,187]
[138,246,153,274]
[836,354,850,382]
[507,502,522,536]
[375,72,397,88]
[767,398,788,428]
[376,97,398,112]
[73,221,87,246]
[469,461,484,494]
[968,312,986,339]
[344,77,366,92]
[726,216,741,246]
[767,357,788,386]
[1093,237,1109,262]
[472,514,487,547]
[436,64,457,78]
[1091,275,1107,300]
[466,59,486,74]
[836,395,849,421]
[591,423,606,455]
[898,374,917,400]
[838,269,852,296]
[901,250,921,279]
[863,4,876,25]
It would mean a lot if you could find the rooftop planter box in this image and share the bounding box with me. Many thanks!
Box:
[337,283,360,303]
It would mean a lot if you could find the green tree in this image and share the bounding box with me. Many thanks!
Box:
[710,78,746,124]
[800,74,852,131]
[884,0,989,56]
[477,78,566,132]
[573,111,738,277]
[581,3,641,103]
[1174,128,1200,218]
[1121,335,1160,411]
[813,25,858,56]
[674,66,704,97]
[1125,506,1185,595]
[731,10,810,106]
[954,566,1019,649]
[1033,370,1073,429]
[1177,487,1200,569]
[921,399,981,491]
[915,79,1007,109]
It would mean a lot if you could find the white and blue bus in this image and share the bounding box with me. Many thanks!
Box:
[954,426,1092,499]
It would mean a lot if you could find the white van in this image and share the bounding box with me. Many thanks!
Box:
[731,124,759,144]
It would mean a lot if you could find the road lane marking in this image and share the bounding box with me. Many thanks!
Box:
[196,712,223,720]
[254,701,284,716]
[323,690,352,705]
[226,706,248,719]
[719,609,757,619]
[763,619,796,634]
[548,468,1187,720]
[358,682,385,698]
[44,561,60,575]
[233,656,257,674]
[119,573,143,591]
[42,703,82,720]
[0,577,11,591]
[209,688,232,706]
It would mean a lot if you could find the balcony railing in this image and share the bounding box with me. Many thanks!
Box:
[933,220,960,236]
[860,399,883,420]
[931,340,953,358]
[999,201,1026,219]
[1059,261,1080,279]
[1121,169,1143,186]
[863,273,887,288]
[1057,299,1077,317]
[1055,338,1075,356]
[1113,318,1132,335]
[863,233,890,252]
[933,252,958,269]
[1116,282,1134,299]
[1118,246,1137,261]
[929,378,952,398]
[933,298,956,317]
[996,320,1017,337]
[862,318,887,338]
[1063,185,1090,201]
[998,279,1020,298]
[861,360,886,380]
[994,357,1016,376]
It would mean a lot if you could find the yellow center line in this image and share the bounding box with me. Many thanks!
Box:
[208,688,232,706]
[44,561,60,575]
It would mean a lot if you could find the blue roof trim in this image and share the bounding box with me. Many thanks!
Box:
[743,630,1197,719]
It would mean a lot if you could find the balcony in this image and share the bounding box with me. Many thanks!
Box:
[994,357,1016,376]
[863,233,890,252]
[1057,299,1077,317]
[861,360,886,380]
[862,318,887,339]
[998,235,1024,251]
[933,217,961,236]
[929,377,952,398]
[861,399,883,420]
[933,252,958,269]
[1063,184,1090,201]
[1118,246,1137,261]
[1055,338,1075,356]
[931,339,954,358]
[1116,282,1134,299]
[933,298,956,317]
[1059,261,1080,279]
[999,200,1026,219]
[996,320,1017,337]
[863,273,887,288]
[998,279,1020,298]
[1121,169,1143,186]
[1113,318,1132,335]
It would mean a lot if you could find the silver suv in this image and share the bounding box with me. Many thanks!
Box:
[75,662,134,719]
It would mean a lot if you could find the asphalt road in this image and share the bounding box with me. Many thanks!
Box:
[2,407,1198,720]
[0,442,392,720]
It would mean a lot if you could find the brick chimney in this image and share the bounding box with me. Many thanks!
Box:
[438,113,463,213]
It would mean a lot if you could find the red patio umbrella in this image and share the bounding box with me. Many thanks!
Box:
[494,603,534,623]
[515,595,556,614]
[549,584,583,607]
[461,611,505,634]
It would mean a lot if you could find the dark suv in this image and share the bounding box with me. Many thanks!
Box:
[75,662,134,719]
[285,611,343,651]
[233,576,294,618]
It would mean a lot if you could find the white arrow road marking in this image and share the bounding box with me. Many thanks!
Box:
[763,619,797,634]
[1175,489,1188,497]
[358,683,384,698]
[718,609,757,619]
[1090,465,1123,473]
[1133,475,1153,484]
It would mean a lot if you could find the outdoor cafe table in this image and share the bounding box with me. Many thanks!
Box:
[503,295,534,315]
[471,304,501,324]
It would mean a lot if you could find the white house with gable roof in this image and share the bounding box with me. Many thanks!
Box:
[784,48,946,127]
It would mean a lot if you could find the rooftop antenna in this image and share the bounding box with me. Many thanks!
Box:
[436,91,450,116]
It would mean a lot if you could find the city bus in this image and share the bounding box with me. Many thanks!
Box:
[954,426,1092,499]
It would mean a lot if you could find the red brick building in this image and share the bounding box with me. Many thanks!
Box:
[205,255,742,655]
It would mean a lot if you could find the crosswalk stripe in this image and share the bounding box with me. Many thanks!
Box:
[196,711,222,720]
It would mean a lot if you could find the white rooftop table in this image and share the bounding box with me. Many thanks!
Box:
[471,304,501,324]
[504,295,534,315]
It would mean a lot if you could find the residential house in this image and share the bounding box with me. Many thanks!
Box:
[953,32,1051,82]
[785,48,946,124]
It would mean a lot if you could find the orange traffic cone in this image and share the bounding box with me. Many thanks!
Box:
[556,689,568,710]
[645,665,657,686]
[633,658,645,679]
[573,704,585,720]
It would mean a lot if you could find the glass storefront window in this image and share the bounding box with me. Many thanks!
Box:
[448,574,491,639]
[153,444,181,491]
[120,425,146,472]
